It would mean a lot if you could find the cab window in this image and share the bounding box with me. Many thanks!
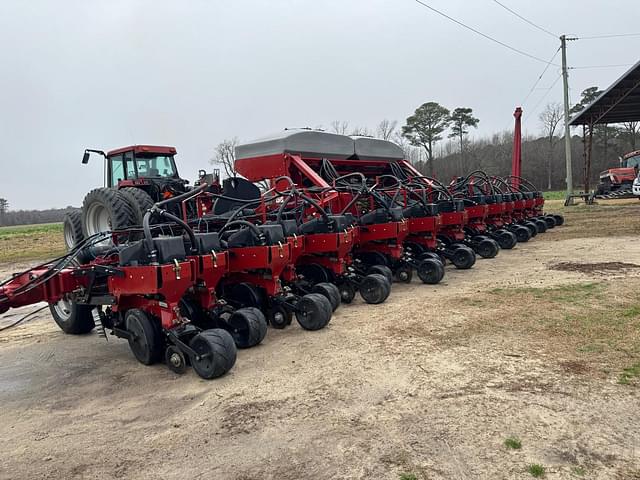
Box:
[135,154,178,178]
[124,151,136,179]
[110,154,125,185]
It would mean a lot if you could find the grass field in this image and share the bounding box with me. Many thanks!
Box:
[542,190,566,200]
[0,223,65,263]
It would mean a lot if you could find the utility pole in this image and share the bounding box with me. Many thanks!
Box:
[560,35,573,195]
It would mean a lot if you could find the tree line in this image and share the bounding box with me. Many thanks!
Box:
[0,198,79,227]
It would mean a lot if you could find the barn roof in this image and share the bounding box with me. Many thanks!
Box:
[570,59,640,125]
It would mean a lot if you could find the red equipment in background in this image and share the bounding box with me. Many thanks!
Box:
[511,107,523,189]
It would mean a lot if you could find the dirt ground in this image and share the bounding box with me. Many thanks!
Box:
[1,200,639,480]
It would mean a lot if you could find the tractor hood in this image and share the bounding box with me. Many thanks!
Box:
[599,167,637,183]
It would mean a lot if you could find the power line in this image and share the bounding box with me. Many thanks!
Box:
[526,73,563,119]
[578,33,640,40]
[522,47,561,106]
[490,0,557,38]
[569,63,633,70]
[413,0,559,66]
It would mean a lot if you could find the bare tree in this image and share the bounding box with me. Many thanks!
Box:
[621,121,639,151]
[330,120,350,135]
[211,137,239,178]
[376,119,398,140]
[350,126,371,136]
[538,102,563,189]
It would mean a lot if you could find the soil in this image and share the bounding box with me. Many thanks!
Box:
[1,206,639,480]
[549,261,640,274]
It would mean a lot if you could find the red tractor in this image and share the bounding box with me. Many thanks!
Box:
[595,149,640,197]
[63,145,216,250]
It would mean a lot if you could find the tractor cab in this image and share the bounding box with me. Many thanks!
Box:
[83,145,189,201]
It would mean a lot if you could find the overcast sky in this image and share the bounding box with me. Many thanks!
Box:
[1,0,638,209]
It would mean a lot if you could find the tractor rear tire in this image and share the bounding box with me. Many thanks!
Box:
[312,282,341,311]
[125,309,163,365]
[295,293,332,331]
[82,188,137,238]
[120,187,155,225]
[451,246,476,269]
[227,307,267,348]
[417,258,444,284]
[359,273,391,304]
[49,296,95,334]
[476,238,499,259]
[63,210,84,250]
[189,329,237,379]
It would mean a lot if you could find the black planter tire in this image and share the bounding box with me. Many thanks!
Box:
[189,329,237,379]
[367,265,393,284]
[338,282,356,304]
[476,238,499,259]
[297,263,331,285]
[451,246,476,269]
[514,226,531,242]
[359,273,391,304]
[417,258,445,284]
[496,230,517,250]
[553,214,564,226]
[394,264,413,283]
[227,307,268,348]
[125,309,163,365]
[295,293,332,331]
[312,282,341,311]
[534,219,547,233]
[266,305,293,329]
[523,221,538,237]
[544,215,557,228]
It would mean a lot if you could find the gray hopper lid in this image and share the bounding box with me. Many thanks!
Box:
[235,129,355,160]
[352,136,404,161]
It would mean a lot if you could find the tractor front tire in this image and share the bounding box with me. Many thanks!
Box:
[62,210,85,250]
[49,296,95,334]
